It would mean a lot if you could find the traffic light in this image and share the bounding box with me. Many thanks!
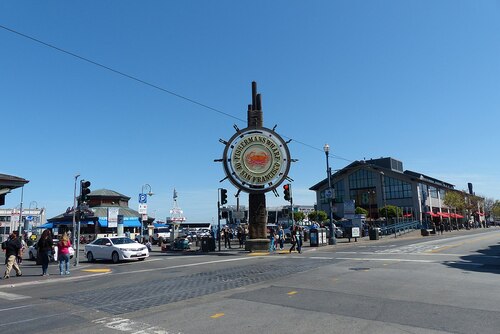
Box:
[283,184,291,202]
[80,180,91,204]
[220,188,227,205]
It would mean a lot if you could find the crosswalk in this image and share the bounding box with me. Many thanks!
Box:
[0,291,30,301]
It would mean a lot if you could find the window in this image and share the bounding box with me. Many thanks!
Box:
[382,176,412,199]
[429,186,438,199]
[348,169,375,189]
[320,180,345,204]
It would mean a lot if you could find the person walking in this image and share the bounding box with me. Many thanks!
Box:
[3,231,23,279]
[296,226,303,254]
[278,226,285,250]
[57,232,72,275]
[38,229,54,276]
[289,226,297,253]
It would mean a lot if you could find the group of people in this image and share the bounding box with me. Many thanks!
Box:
[221,225,247,249]
[269,225,303,253]
[2,229,72,279]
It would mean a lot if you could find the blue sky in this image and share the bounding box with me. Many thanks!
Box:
[1,1,499,222]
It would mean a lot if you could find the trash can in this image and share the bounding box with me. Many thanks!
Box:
[369,228,379,240]
[201,237,209,252]
[309,228,319,247]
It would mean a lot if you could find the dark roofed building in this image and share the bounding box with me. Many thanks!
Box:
[310,157,484,226]
[0,173,29,206]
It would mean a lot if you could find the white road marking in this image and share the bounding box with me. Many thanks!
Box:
[337,257,436,263]
[0,271,110,289]
[0,305,34,312]
[92,317,180,334]
[0,291,30,300]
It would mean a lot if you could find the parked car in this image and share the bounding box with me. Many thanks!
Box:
[334,227,343,238]
[28,239,75,262]
[85,236,149,264]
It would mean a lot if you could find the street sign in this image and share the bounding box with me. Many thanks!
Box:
[352,227,360,238]
[138,204,148,214]
[325,188,333,199]
[138,193,147,204]
[26,216,33,221]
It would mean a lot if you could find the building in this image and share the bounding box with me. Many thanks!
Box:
[47,189,149,237]
[310,157,484,226]
[0,207,45,241]
[0,173,30,240]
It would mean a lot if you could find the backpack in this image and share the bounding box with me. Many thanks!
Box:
[1,240,7,250]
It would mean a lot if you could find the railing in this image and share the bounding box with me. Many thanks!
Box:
[379,220,422,237]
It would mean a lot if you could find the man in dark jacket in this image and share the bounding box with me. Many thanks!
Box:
[3,231,22,279]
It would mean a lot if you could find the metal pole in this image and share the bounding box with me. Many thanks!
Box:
[72,174,80,250]
[324,145,336,245]
[17,186,24,235]
[217,188,221,251]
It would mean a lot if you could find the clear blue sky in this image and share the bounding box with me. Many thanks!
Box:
[1,1,499,222]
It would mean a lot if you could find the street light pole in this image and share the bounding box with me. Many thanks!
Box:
[17,186,24,235]
[141,184,153,243]
[324,144,336,245]
[72,174,80,249]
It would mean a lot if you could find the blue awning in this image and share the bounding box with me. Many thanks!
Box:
[98,217,141,228]
[35,222,53,229]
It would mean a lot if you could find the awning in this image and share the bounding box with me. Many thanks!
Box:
[455,214,464,218]
[98,217,141,228]
[403,213,413,217]
[425,211,439,217]
[437,212,450,218]
[35,222,53,229]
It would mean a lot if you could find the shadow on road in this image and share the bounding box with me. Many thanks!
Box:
[444,242,500,274]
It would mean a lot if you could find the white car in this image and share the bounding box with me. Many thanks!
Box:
[85,236,149,264]
[28,239,75,262]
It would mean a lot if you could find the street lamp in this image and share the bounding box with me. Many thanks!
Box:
[323,144,336,245]
[72,174,80,249]
[141,184,154,242]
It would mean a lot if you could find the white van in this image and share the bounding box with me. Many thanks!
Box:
[152,226,171,244]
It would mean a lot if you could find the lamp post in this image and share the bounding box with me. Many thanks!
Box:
[141,184,154,242]
[72,174,80,249]
[324,144,336,245]
[17,186,24,235]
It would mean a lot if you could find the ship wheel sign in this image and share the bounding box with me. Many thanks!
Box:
[221,126,291,194]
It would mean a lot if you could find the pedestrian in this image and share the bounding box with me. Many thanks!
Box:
[289,226,297,253]
[38,229,54,276]
[2,231,23,279]
[17,237,26,265]
[278,226,285,250]
[224,227,231,249]
[237,227,243,248]
[57,232,72,275]
[439,222,444,235]
[269,228,275,252]
[296,226,303,254]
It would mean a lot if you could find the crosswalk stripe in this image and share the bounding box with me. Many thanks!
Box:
[0,291,30,300]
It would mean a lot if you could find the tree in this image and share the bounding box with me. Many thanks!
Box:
[308,210,327,223]
[293,211,305,223]
[378,205,402,220]
[492,200,500,219]
[443,191,466,211]
[355,207,368,216]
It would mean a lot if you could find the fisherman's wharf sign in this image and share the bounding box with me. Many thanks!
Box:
[222,127,291,193]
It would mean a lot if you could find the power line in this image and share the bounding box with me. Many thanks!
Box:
[0,24,355,165]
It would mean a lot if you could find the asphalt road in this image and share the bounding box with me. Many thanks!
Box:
[1,228,499,334]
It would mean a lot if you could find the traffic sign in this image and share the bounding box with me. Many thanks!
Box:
[325,188,334,199]
[138,193,147,204]
[138,204,148,214]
